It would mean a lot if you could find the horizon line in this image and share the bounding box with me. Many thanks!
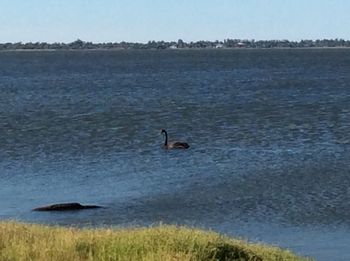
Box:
[1,38,350,44]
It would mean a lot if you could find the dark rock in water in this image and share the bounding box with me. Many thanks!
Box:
[33,202,103,211]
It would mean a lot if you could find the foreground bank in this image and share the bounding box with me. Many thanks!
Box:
[0,221,309,261]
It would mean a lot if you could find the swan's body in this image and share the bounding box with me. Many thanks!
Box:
[161,129,190,149]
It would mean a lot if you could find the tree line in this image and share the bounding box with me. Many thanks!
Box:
[1,38,350,50]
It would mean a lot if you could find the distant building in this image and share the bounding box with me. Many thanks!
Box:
[237,42,245,47]
[215,44,224,48]
[169,45,177,49]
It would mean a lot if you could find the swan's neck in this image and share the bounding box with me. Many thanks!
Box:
[163,131,168,146]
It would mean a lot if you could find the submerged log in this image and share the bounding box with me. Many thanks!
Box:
[33,202,103,211]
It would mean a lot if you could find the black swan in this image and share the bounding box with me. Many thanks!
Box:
[161,129,190,149]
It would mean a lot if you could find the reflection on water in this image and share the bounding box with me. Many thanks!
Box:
[1,49,350,260]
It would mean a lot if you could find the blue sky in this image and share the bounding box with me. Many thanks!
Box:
[0,0,349,43]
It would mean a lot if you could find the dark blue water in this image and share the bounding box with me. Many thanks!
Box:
[1,49,350,260]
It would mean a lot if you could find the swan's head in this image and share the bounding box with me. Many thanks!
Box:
[161,129,166,135]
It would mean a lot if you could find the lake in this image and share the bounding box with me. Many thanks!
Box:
[1,49,350,260]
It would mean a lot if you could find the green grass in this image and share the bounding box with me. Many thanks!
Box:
[0,221,311,261]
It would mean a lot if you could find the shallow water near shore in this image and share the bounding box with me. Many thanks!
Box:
[1,49,350,260]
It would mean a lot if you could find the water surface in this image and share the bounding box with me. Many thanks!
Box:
[1,49,350,260]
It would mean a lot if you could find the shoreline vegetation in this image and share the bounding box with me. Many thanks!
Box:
[1,38,350,51]
[0,221,310,261]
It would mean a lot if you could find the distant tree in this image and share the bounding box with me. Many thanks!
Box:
[177,39,185,48]
[68,39,85,49]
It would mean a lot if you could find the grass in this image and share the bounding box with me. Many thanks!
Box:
[0,221,311,261]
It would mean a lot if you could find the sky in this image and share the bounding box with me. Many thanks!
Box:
[0,0,349,43]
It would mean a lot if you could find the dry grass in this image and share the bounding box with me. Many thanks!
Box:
[0,221,311,261]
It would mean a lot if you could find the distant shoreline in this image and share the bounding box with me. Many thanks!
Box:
[1,46,350,52]
[1,39,350,51]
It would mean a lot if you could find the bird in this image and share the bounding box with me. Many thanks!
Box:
[161,129,190,149]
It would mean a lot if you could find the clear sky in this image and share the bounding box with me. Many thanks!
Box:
[0,0,349,43]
